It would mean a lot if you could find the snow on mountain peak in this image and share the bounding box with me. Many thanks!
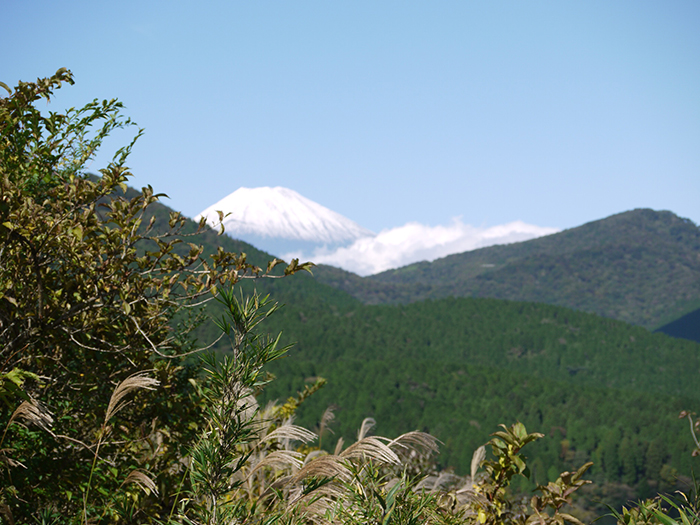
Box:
[194,186,374,244]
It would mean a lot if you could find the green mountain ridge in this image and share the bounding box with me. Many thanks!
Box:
[265,296,700,402]
[313,208,700,329]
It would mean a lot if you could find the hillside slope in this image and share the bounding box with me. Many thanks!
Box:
[266,296,700,403]
[261,294,700,497]
[313,209,700,329]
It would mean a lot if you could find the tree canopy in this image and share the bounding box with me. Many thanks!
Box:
[0,69,311,521]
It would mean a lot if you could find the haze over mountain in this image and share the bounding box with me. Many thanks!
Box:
[195,186,558,275]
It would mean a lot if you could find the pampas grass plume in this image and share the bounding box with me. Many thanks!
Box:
[104,372,159,424]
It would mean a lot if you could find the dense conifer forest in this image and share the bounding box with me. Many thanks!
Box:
[255,291,700,508]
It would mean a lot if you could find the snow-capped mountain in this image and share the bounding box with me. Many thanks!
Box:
[194,187,374,256]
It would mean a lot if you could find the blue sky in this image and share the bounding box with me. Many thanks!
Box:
[4,1,699,235]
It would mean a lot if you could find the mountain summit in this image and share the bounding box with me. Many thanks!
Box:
[195,187,373,256]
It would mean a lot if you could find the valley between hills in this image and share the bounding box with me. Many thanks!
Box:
[138,186,700,513]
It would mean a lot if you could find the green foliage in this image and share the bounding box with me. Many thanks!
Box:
[462,423,592,525]
[252,294,699,510]
[184,291,292,523]
[314,209,700,329]
[261,296,700,401]
[607,479,700,525]
[325,462,446,525]
[483,423,544,490]
[0,68,139,200]
[0,70,311,522]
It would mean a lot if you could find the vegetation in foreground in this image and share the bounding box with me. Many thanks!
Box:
[1,70,699,524]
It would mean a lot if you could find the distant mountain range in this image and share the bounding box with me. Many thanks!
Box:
[194,186,558,275]
[139,182,699,340]
[312,209,700,330]
[193,188,699,330]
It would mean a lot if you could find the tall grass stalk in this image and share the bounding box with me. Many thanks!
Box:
[82,372,158,524]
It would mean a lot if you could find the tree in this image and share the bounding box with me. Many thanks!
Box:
[0,69,310,520]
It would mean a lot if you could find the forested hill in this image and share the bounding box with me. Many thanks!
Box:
[265,296,700,407]
[260,294,700,508]
[312,209,700,329]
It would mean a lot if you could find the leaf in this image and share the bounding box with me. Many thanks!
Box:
[373,488,387,511]
[651,510,679,525]
[471,445,486,480]
[385,478,403,508]
[70,224,83,241]
[513,422,528,440]
[266,258,286,273]
[512,454,526,473]
[296,261,316,275]
[3,296,16,307]
[491,431,514,444]
[284,258,299,276]
[3,368,40,389]
[559,513,586,525]
[571,462,593,482]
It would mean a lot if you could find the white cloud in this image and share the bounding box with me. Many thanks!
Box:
[283,218,559,276]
